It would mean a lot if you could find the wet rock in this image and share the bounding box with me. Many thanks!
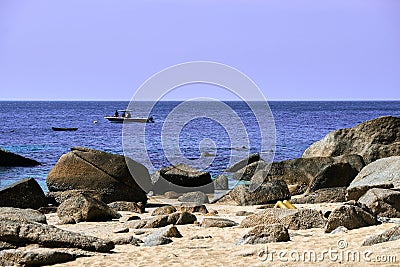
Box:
[230,179,290,206]
[47,147,149,203]
[0,178,47,210]
[0,149,40,167]
[201,218,238,228]
[357,188,400,218]
[362,225,400,246]
[178,191,209,204]
[325,204,379,233]
[225,153,261,172]
[0,220,114,252]
[108,201,144,213]
[57,194,120,224]
[237,224,290,245]
[151,205,177,216]
[0,207,47,224]
[240,208,326,230]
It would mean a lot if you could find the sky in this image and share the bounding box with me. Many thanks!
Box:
[0,0,399,101]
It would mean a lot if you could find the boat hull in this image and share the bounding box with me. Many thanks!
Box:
[52,127,78,131]
[104,117,152,123]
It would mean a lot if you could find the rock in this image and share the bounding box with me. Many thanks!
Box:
[108,201,145,213]
[303,116,400,164]
[176,203,208,214]
[0,178,47,209]
[164,191,181,199]
[240,208,326,230]
[237,224,290,245]
[291,187,346,204]
[325,204,379,233]
[362,225,400,246]
[233,160,267,181]
[113,228,129,233]
[167,212,197,225]
[0,207,47,224]
[46,147,149,203]
[0,241,16,250]
[330,226,349,234]
[177,191,209,204]
[357,188,400,218]
[152,164,213,194]
[0,148,40,167]
[346,183,394,201]
[0,220,114,252]
[306,163,359,192]
[235,211,254,216]
[142,236,172,246]
[57,194,120,224]
[190,235,212,240]
[112,236,142,245]
[214,174,229,190]
[151,205,177,216]
[347,156,400,195]
[125,215,170,229]
[200,218,238,228]
[267,154,365,195]
[225,153,261,172]
[0,248,79,266]
[38,206,58,214]
[126,215,141,221]
[230,179,290,205]
[142,225,182,245]
[46,190,106,206]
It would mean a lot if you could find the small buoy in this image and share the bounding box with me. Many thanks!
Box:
[93,120,98,124]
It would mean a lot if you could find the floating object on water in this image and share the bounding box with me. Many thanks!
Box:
[274,200,296,209]
[51,127,78,131]
[93,120,98,124]
[104,110,154,123]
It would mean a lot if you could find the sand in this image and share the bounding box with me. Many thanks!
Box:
[46,196,399,267]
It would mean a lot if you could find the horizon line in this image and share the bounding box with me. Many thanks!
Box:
[0,99,399,102]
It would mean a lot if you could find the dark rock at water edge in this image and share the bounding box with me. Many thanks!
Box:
[46,147,149,204]
[0,207,47,224]
[225,153,261,172]
[237,224,290,245]
[325,204,378,233]
[357,188,400,218]
[214,174,229,190]
[0,178,47,210]
[0,219,114,252]
[291,187,347,204]
[362,225,400,246]
[240,208,326,230]
[151,164,213,194]
[230,179,290,205]
[233,160,267,181]
[177,191,209,204]
[347,156,400,193]
[303,116,400,164]
[57,194,120,224]
[0,148,40,167]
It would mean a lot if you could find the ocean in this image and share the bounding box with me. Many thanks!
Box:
[1,101,399,192]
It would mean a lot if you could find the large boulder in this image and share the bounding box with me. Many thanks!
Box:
[214,174,228,190]
[0,219,114,252]
[229,179,290,206]
[362,225,400,246]
[0,149,40,167]
[357,188,400,218]
[237,224,290,245]
[346,183,394,201]
[47,147,149,203]
[151,164,213,194]
[225,153,260,172]
[325,204,379,233]
[240,208,326,230]
[347,156,400,196]
[291,187,347,204]
[303,116,400,164]
[232,160,267,181]
[0,178,47,209]
[266,154,364,195]
[57,194,120,224]
[0,207,47,224]
[177,191,209,204]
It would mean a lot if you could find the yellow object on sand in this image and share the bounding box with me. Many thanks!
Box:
[274,200,296,209]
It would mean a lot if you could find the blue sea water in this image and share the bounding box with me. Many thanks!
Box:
[0,101,399,192]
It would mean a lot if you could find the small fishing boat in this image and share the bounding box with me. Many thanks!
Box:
[104,110,154,123]
[52,127,78,131]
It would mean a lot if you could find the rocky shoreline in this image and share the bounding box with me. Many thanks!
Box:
[1,115,400,266]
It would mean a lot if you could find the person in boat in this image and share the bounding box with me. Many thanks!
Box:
[126,111,131,118]
[114,110,119,117]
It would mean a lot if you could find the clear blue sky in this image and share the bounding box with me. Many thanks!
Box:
[0,0,399,101]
